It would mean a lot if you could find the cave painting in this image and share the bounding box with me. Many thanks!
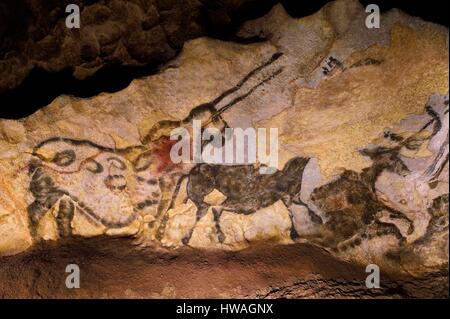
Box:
[28,94,448,262]
[25,49,448,271]
[27,138,156,238]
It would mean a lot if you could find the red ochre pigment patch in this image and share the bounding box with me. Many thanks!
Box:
[151,137,184,174]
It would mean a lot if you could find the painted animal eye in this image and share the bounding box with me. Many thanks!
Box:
[52,150,76,166]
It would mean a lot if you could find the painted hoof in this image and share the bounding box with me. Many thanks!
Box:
[217,232,226,243]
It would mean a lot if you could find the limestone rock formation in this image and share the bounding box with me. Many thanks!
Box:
[0,0,448,297]
[0,0,275,93]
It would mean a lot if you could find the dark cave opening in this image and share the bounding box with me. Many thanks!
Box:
[0,0,448,120]
[0,63,160,119]
[358,0,449,28]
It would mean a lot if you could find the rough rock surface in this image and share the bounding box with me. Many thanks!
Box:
[0,0,275,93]
[0,0,448,297]
[1,239,446,298]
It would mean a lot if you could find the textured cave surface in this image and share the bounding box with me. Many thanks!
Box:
[0,0,449,298]
[0,239,447,298]
[0,0,285,94]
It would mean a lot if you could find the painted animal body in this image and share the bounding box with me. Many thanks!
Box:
[178,157,323,244]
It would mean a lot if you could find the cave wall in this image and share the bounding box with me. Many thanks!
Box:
[0,0,448,298]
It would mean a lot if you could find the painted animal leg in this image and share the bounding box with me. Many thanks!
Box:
[292,198,323,224]
[288,208,300,240]
[374,220,407,245]
[282,197,300,240]
[212,207,225,243]
[27,201,49,239]
[282,196,300,240]
[339,219,407,252]
[27,193,64,240]
[57,198,75,238]
[182,204,209,245]
[154,197,172,241]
